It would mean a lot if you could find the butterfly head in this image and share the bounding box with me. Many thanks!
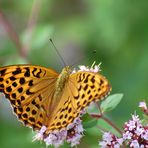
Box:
[63,66,72,74]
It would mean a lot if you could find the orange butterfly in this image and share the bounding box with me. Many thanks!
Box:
[0,63,111,146]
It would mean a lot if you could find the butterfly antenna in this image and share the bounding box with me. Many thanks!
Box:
[49,38,67,67]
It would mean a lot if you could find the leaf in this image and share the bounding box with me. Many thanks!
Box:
[83,118,98,129]
[100,93,123,113]
[82,113,98,128]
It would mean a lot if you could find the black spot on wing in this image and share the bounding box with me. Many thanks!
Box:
[32,68,37,77]
[10,76,16,81]
[19,78,25,84]
[6,86,12,92]
[28,80,33,86]
[0,69,6,76]
[32,109,37,115]
[74,94,79,100]
[18,87,23,93]
[90,85,95,89]
[12,68,21,75]
[26,89,34,95]
[21,96,25,101]
[84,84,88,91]
[12,82,17,87]
[91,76,95,83]
[0,78,4,82]
[12,93,16,99]
[0,84,4,88]
[36,69,42,78]
[24,68,30,77]
[84,74,90,83]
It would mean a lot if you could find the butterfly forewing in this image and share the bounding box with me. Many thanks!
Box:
[0,65,58,130]
[70,71,111,111]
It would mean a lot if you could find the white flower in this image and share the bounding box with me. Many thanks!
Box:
[140,144,145,148]
[33,118,84,147]
[102,132,113,145]
[123,113,148,147]
[78,65,89,72]
[132,114,140,123]
[141,129,148,140]
[139,102,147,110]
[67,133,82,147]
[123,131,133,140]
[66,118,84,147]
[99,141,107,147]
[44,134,57,146]
[99,132,124,148]
[114,143,121,148]
[116,138,124,145]
[75,124,84,133]
[72,62,101,74]
[33,125,47,141]
[135,126,144,136]
[44,129,67,147]
[127,120,136,131]
[130,140,139,148]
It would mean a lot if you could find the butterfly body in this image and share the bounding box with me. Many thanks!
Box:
[0,64,111,134]
[54,66,71,99]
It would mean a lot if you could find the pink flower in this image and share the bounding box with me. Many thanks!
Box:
[34,118,84,147]
[33,126,47,141]
[130,140,140,147]
[99,132,123,148]
[139,102,147,110]
[66,118,84,147]
[139,101,148,115]
[123,114,148,147]
[99,113,148,148]
[44,129,67,147]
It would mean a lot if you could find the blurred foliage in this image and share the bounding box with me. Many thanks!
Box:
[0,0,148,148]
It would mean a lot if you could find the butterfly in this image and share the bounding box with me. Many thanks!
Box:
[0,64,111,135]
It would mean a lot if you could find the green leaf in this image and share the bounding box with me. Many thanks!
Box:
[83,118,98,129]
[100,93,123,113]
[82,113,98,128]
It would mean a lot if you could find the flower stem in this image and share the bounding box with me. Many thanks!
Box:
[101,115,122,135]
[90,113,122,135]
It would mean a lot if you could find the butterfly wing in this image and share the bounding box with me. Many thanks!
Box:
[46,71,111,133]
[0,65,58,130]
[69,71,111,111]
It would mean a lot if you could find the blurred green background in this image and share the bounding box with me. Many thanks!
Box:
[0,0,148,148]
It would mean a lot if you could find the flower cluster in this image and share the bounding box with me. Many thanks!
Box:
[123,114,148,147]
[99,114,148,148]
[99,132,123,148]
[34,117,84,147]
[72,62,101,74]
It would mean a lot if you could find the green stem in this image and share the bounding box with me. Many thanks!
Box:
[90,113,122,135]
[101,115,122,135]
